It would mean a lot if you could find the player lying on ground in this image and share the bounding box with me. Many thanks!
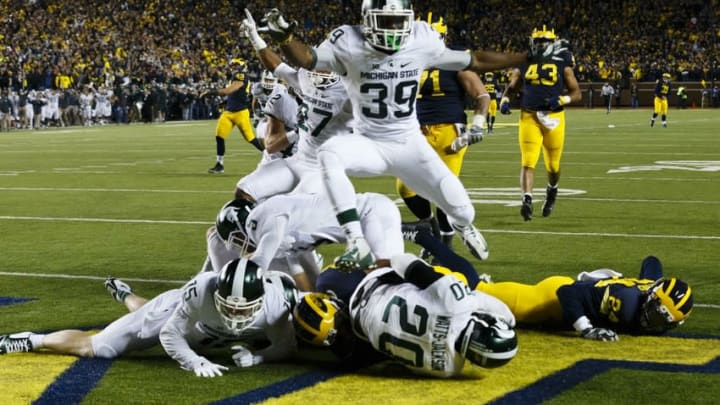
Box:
[293,253,518,378]
[0,259,300,377]
[402,222,694,341]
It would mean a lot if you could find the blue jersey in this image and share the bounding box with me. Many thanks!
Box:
[225,70,250,112]
[519,50,575,112]
[556,277,656,333]
[416,69,467,125]
[655,79,671,98]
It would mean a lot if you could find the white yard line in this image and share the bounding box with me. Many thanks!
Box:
[0,216,211,225]
[0,271,186,285]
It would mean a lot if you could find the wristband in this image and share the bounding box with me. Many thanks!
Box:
[559,95,572,106]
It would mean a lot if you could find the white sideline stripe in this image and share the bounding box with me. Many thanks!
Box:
[1,215,717,240]
[0,216,212,225]
[0,271,186,284]
[0,271,717,308]
[0,187,227,194]
[485,229,720,240]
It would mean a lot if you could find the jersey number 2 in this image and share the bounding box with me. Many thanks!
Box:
[377,296,429,367]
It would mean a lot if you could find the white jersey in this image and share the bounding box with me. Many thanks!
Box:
[349,266,514,377]
[259,84,298,163]
[314,22,469,141]
[251,82,269,113]
[237,64,353,201]
[274,63,353,156]
[159,271,297,370]
[245,192,403,270]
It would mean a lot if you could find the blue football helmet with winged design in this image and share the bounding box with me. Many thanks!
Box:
[639,277,693,333]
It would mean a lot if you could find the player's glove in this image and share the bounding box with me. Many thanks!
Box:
[260,8,297,43]
[241,9,268,51]
[549,95,572,110]
[581,327,619,342]
[191,357,229,377]
[500,97,512,115]
[231,345,258,368]
[467,114,485,144]
[448,134,469,153]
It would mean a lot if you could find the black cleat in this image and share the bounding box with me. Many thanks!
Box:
[542,186,558,217]
[208,162,224,174]
[520,195,533,221]
[0,333,33,354]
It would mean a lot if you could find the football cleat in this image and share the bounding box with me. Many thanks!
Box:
[662,122,668,128]
[452,223,489,260]
[520,195,533,221]
[333,237,375,271]
[650,119,655,127]
[208,162,224,174]
[542,186,558,217]
[0,332,33,354]
[105,277,134,302]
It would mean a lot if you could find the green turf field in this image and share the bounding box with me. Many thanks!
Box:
[1,108,718,404]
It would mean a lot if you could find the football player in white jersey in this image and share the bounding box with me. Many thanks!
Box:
[208,192,403,292]
[79,85,94,126]
[0,259,299,377]
[256,72,299,165]
[294,253,518,377]
[250,70,276,144]
[94,86,113,124]
[236,11,353,202]
[256,3,566,271]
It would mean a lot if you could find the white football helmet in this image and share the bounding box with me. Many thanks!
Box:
[260,70,278,92]
[214,258,265,333]
[304,70,340,89]
[361,0,414,52]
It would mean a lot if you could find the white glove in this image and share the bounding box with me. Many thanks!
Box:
[449,134,469,153]
[468,114,485,144]
[231,344,258,368]
[241,9,267,51]
[260,8,297,42]
[549,39,570,61]
[191,357,229,377]
[581,327,619,342]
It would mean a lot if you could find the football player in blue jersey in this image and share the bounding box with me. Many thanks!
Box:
[500,26,582,221]
[398,12,490,253]
[401,222,694,341]
[483,72,499,133]
[651,73,672,127]
[207,59,264,174]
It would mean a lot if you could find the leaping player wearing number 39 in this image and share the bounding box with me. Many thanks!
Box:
[254,1,568,270]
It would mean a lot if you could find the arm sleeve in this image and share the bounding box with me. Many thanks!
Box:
[250,215,290,270]
[159,304,204,371]
[556,283,594,331]
[273,63,301,91]
[430,48,473,71]
[313,29,348,75]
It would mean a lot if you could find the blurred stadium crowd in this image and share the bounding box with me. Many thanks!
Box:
[0,0,717,126]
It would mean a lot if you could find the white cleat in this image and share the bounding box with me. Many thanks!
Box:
[453,224,489,260]
[104,277,133,302]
